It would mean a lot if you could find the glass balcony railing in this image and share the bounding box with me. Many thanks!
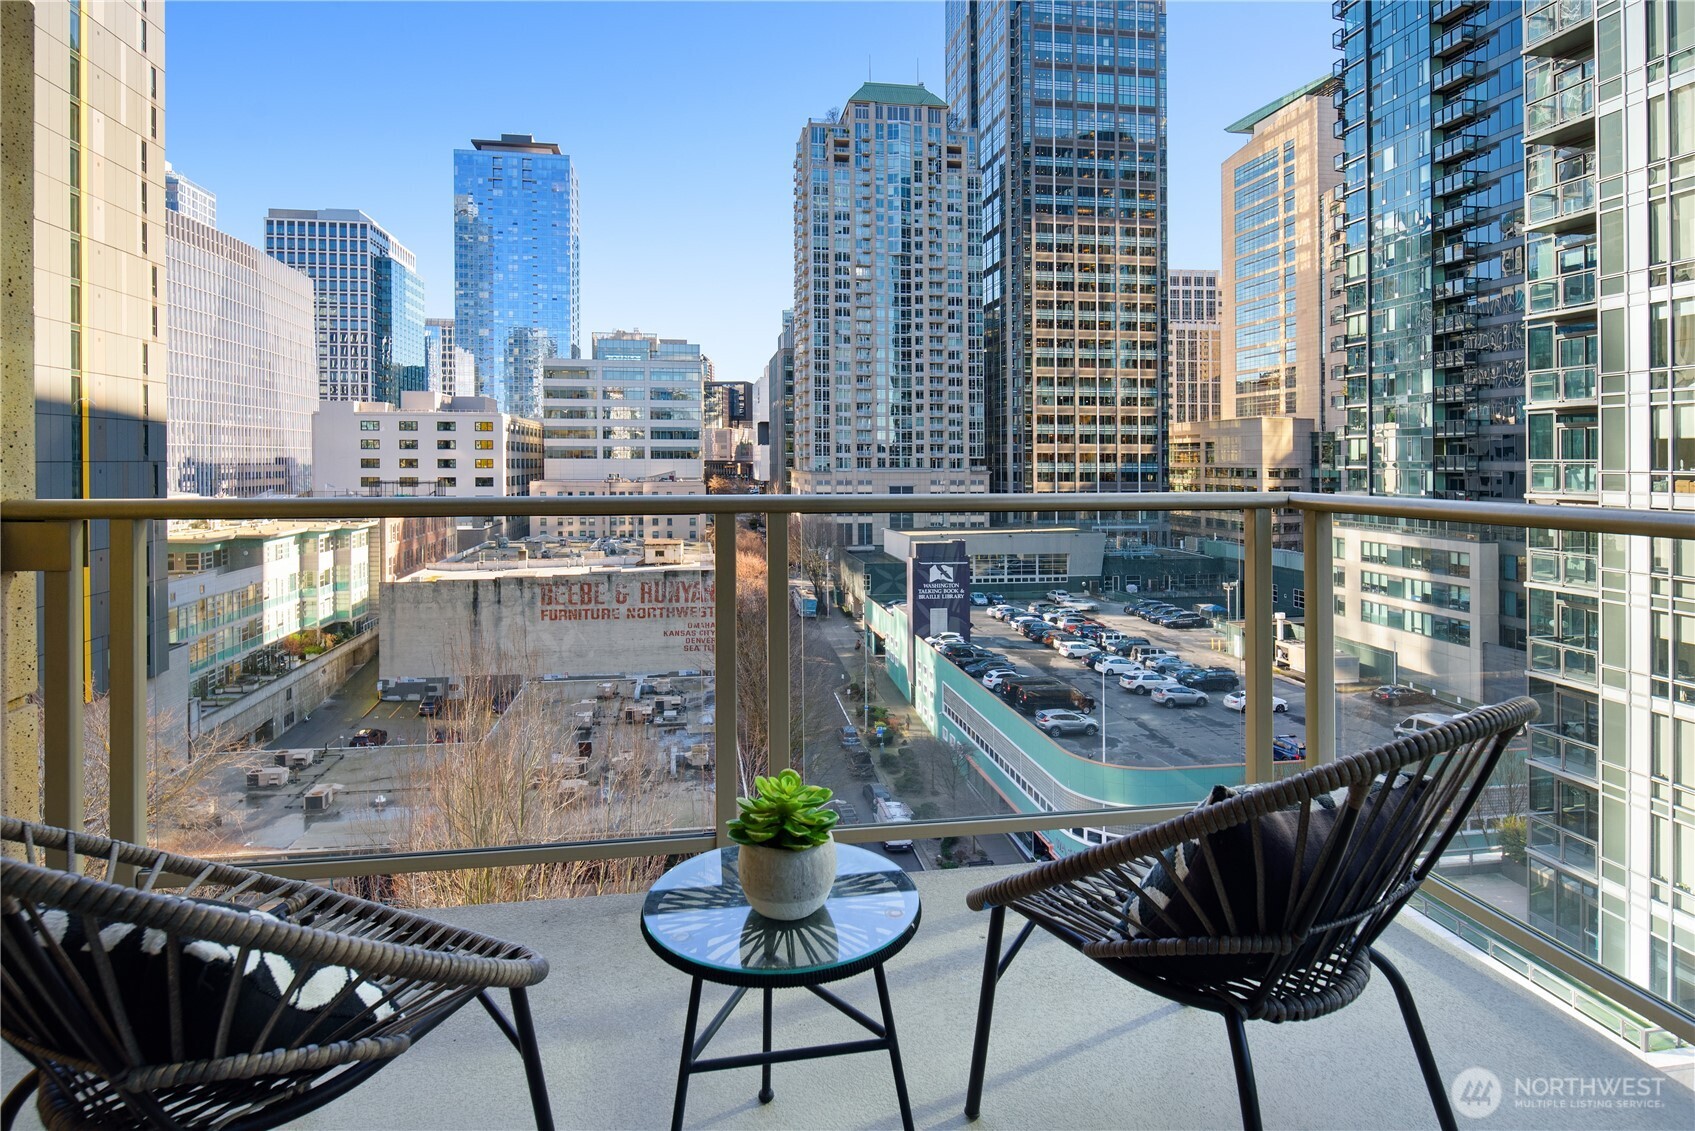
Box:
[1528,365,1597,404]
[1528,178,1597,228]
[4,490,1693,1055]
[1527,81,1596,142]
[1526,0,1597,55]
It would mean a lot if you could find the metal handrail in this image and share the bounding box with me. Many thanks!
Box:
[4,491,1691,538]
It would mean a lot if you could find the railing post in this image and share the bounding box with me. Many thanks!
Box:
[1301,509,1335,765]
[108,519,149,846]
[713,515,739,843]
[764,509,790,776]
[42,522,86,853]
[1244,507,1273,785]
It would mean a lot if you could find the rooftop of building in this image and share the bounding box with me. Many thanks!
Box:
[1225,74,1338,134]
[468,133,563,155]
[401,537,712,582]
[847,80,948,108]
[166,518,374,546]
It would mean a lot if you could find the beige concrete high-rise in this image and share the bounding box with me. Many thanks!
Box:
[1219,77,1341,424]
[2,0,167,816]
[1166,269,1221,424]
[791,83,988,550]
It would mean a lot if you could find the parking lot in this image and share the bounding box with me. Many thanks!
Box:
[955,599,1414,768]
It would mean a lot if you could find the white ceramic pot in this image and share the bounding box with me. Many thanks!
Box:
[737,838,837,921]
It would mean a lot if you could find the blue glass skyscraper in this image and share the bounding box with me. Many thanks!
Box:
[264,208,426,406]
[453,134,580,420]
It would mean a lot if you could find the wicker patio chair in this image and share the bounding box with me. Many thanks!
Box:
[0,818,554,1130]
[963,697,1538,1131]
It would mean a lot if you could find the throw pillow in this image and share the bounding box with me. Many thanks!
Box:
[1116,773,1428,981]
[30,898,395,1063]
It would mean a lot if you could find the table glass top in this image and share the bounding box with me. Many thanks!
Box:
[641,844,921,977]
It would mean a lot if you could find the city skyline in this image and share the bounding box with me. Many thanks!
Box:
[164,0,1333,387]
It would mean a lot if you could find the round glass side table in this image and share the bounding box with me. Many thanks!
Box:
[641,843,921,1131]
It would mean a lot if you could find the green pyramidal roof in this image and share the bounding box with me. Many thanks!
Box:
[848,82,948,109]
[1225,75,1336,135]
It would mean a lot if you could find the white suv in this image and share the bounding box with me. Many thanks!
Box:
[1119,672,1177,695]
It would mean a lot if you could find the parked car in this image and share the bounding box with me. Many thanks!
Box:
[349,728,388,747]
[925,632,965,647]
[960,657,1011,677]
[1069,648,1104,667]
[1093,655,1140,677]
[970,592,990,606]
[987,593,1006,605]
[1013,682,1097,714]
[1130,646,1176,664]
[1139,605,1179,622]
[874,797,915,851]
[1221,689,1286,711]
[1151,685,1209,709]
[1106,635,1151,656]
[1372,685,1433,706]
[980,669,1022,690]
[1055,639,1099,659]
[824,800,861,825]
[1149,655,1193,675]
[1047,632,1083,650]
[1273,735,1307,762]
[418,695,443,717]
[988,604,1018,621]
[1034,709,1099,737]
[1395,712,1458,739]
[1060,598,1099,612]
[1046,589,1074,603]
[863,781,894,809]
[839,726,862,749]
[1179,669,1242,692]
[1163,613,1209,629]
[1119,673,1177,695]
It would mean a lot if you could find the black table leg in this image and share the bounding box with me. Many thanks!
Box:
[759,987,775,1104]
[873,963,915,1131]
[671,976,704,1131]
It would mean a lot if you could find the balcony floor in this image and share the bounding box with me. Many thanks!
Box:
[6,866,1692,1130]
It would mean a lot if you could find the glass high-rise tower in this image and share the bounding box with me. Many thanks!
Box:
[946,0,1168,495]
[263,208,426,406]
[453,134,580,421]
[1333,0,1526,501]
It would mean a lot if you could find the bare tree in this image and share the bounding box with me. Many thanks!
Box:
[70,694,251,852]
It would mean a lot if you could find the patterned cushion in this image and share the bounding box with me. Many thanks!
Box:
[1118,775,1427,977]
[32,900,395,1063]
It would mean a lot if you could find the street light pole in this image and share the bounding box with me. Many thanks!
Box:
[1100,665,1108,762]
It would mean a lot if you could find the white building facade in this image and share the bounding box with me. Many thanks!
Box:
[311,392,541,499]
[166,210,317,496]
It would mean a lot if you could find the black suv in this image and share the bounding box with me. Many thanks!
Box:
[1179,667,1240,691]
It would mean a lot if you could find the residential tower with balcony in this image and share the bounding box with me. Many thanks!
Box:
[790,82,989,550]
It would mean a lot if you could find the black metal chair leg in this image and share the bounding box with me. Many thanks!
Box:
[1223,1012,1263,1131]
[1,1071,38,1131]
[759,987,774,1104]
[964,904,1006,1120]
[508,987,555,1131]
[873,963,915,1131]
[670,976,704,1131]
[1370,948,1458,1131]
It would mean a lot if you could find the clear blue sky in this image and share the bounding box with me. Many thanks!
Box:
[166,1,1335,386]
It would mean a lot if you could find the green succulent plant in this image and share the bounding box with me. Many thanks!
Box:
[726,768,838,850]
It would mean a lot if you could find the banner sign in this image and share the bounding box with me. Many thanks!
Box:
[907,540,971,644]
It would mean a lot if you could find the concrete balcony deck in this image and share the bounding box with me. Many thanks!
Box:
[11,866,1685,1131]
